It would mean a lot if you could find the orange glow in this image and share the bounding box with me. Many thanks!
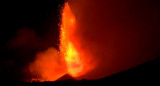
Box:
[60,2,83,77]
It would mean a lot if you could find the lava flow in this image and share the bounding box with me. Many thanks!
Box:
[60,2,83,77]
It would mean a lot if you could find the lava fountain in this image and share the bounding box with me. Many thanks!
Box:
[60,2,94,78]
[60,2,83,77]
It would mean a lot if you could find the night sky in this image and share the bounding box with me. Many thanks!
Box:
[0,0,160,82]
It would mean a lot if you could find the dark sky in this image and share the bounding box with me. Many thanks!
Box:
[0,0,65,82]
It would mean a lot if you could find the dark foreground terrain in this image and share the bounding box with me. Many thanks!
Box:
[2,57,160,86]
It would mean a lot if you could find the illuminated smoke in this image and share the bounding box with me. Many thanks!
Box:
[29,48,66,81]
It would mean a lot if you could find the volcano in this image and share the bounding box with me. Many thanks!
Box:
[57,74,74,81]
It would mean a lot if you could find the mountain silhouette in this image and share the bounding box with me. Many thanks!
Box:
[57,74,74,81]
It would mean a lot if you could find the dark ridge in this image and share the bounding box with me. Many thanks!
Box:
[96,57,160,84]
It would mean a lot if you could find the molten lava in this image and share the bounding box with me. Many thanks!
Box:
[60,2,83,77]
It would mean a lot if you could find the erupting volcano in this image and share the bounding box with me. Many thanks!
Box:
[0,0,158,84]
[28,2,94,82]
[28,0,159,82]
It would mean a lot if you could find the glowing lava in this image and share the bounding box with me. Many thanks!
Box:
[60,2,83,77]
